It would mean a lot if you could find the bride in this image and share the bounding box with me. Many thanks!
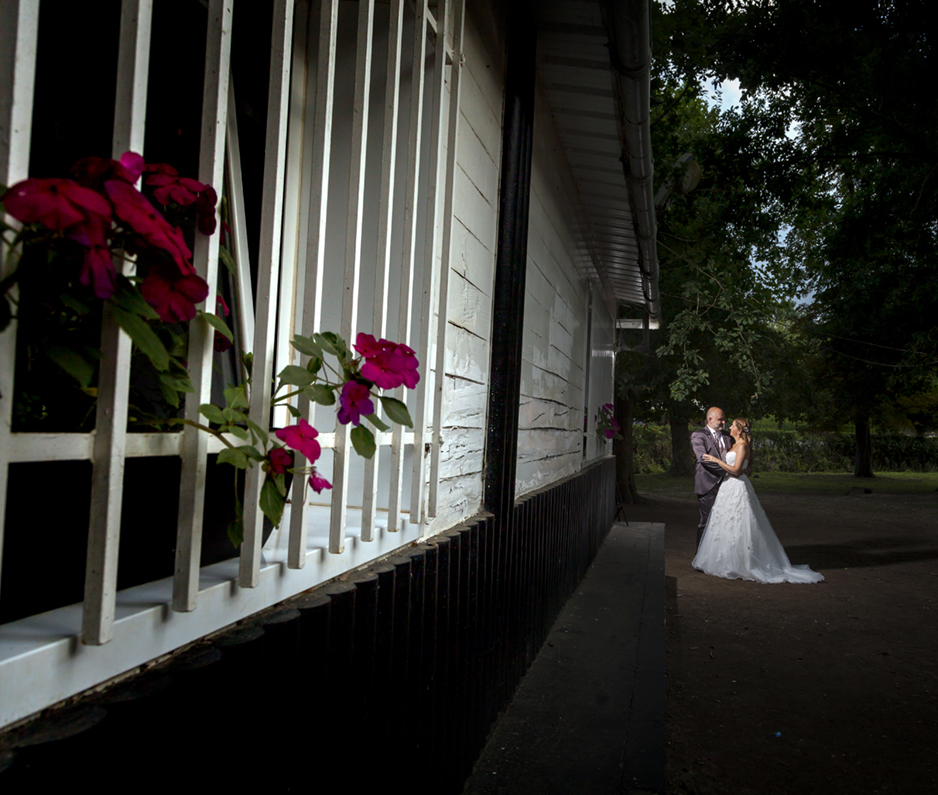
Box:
[692,418,824,584]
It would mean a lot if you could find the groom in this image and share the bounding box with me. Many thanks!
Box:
[691,407,734,547]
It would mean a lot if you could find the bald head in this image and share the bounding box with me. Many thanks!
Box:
[706,407,725,431]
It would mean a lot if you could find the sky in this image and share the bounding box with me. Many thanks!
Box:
[703,78,743,112]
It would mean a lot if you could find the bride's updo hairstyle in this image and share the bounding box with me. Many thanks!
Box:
[732,418,752,444]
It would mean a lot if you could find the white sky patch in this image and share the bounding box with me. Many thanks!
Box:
[703,78,742,112]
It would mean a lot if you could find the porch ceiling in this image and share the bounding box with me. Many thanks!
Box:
[532,0,657,318]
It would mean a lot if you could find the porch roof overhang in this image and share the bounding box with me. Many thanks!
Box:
[532,0,659,322]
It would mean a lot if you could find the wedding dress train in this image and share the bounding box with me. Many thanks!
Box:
[692,452,824,584]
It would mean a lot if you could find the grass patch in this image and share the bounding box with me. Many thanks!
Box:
[635,471,938,497]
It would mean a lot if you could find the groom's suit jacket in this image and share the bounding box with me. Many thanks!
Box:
[691,427,734,496]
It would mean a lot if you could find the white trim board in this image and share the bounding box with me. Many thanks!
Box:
[0,518,420,730]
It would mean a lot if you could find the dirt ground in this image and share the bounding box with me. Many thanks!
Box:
[627,480,938,795]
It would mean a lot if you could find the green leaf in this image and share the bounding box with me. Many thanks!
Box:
[287,404,302,418]
[112,276,159,320]
[199,403,227,425]
[312,333,339,356]
[158,376,182,408]
[292,335,323,357]
[60,293,91,316]
[245,419,269,445]
[224,384,249,410]
[242,351,253,377]
[218,245,237,276]
[228,425,248,441]
[306,355,322,375]
[201,310,233,342]
[274,472,287,497]
[380,396,413,428]
[227,517,244,548]
[158,370,194,394]
[222,407,248,424]
[113,306,170,371]
[218,447,250,469]
[307,384,336,406]
[277,365,315,387]
[45,346,96,388]
[239,444,266,462]
[364,412,390,432]
[260,476,285,527]
[350,425,376,459]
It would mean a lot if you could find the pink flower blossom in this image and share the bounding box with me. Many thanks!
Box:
[337,380,374,426]
[2,178,111,231]
[354,332,420,390]
[104,180,193,273]
[267,447,293,475]
[70,155,139,189]
[140,261,209,323]
[213,295,232,352]
[143,163,179,177]
[308,469,332,494]
[275,418,322,464]
[194,185,217,235]
[69,221,116,299]
[604,428,615,439]
[147,173,210,207]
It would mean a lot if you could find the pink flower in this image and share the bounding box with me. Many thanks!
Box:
[140,261,209,323]
[147,173,210,207]
[213,295,232,352]
[275,418,321,463]
[267,447,293,475]
[70,155,139,189]
[2,178,111,231]
[604,428,615,439]
[194,185,217,235]
[354,332,420,390]
[308,469,332,494]
[69,221,117,299]
[337,380,374,426]
[104,180,192,272]
[143,162,179,176]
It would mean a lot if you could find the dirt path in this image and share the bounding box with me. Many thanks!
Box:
[628,484,938,795]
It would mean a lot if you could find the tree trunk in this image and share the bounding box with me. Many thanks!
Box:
[668,411,694,477]
[854,413,874,477]
[614,385,639,504]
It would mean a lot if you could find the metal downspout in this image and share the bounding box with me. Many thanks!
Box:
[604,0,660,321]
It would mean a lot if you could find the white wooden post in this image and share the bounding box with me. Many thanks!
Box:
[361,0,405,543]
[410,0,450,528]
[224,80,256,356]
[0,0,39,600]
[273,0,312,431]
[240,0,295,587]
[429,0,465,518]
[329,0,375,555]
[173,0,233,611]
[388,0,428,533]
[286,0,339,568]
[81,0,153,645]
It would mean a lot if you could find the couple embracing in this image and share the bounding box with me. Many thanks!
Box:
[690,407,824,584]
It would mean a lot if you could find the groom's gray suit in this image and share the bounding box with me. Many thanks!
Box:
[691,426,734,546]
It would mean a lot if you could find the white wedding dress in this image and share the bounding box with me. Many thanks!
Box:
[692,452,824,584]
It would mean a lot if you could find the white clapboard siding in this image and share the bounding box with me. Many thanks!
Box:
[173,0,234,611]
[288,0,339,566]
[82,0,154,646]
[361,0,405,543]
[0,0,39,598]
[241,0,296,587]
[330,0,375,554]
[388,0,428,534]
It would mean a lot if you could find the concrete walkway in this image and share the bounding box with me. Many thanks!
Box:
[463,522,666,795]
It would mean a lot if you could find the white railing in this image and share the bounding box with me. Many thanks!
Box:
[0,0,466,648]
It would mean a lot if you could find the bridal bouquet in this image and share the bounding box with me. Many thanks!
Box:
[1,152,418,546]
